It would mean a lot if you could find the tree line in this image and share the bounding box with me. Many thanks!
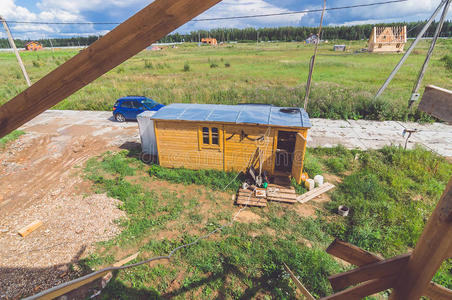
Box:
[160,21,452,43]
[0,20,451,48]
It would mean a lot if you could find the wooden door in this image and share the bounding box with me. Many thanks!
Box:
[291,132,307,184]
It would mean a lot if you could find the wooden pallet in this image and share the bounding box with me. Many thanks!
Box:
[236,188,267,207]
[267,185,297,203]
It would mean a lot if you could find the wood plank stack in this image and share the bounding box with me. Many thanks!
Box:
[236,188,267,207]
[297,183,335,203]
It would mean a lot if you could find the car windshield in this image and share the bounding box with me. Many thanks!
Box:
[141,98,157,107]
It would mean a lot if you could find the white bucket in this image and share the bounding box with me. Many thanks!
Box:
[314,175,324,187]
[305,179,315,191]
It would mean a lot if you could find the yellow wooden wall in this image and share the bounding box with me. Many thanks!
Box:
[155,120,308,176]
[155,120,223,170]
[223,124,275,173]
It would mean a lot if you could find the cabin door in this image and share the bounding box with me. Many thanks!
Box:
[291,133,306,184]
[274,131,297,173]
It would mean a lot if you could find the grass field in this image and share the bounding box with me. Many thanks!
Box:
[79,146,452,299]
[1,39,451,121]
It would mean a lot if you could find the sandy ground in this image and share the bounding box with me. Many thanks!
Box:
[0,111,138,299]
[0,110,451,298]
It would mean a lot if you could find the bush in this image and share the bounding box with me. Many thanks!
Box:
[144,59,154,69]
[210,63,219,68]
[441,54,452,71]
[224,62,231,67]
[183,62,190,72]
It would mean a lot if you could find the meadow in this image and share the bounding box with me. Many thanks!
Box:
[1,39,451,121]
[79,145,452,299]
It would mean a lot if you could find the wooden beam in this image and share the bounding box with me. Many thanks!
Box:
[418,85,452,123]
[390,176,452,300]
[18,220,43,237]
[320,276,396,300]
[0,16,31,87]
[423,281,452,300]
[283,262,315,300]
[297,183,335,203]
[31,252,141,300]
[326,239,382,266]
[328,254,410,292]
[0,0,222,139]
[326,239,452,299]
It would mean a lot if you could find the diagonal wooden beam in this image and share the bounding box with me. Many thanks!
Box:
[326,239,383,266]
[326,239,452,299]
[328,254,410,292]
[0,0,222,139]
[320,276,396,300]
[283,262,315,300]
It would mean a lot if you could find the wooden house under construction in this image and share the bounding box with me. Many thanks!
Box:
[138,104,311,184]
[201,37,217,45]
[368,26,407,53]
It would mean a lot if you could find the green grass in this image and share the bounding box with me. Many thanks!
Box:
[0,130,25,149]
[79,145,452,298]
[149,164,241,191]
[1,40,451,121]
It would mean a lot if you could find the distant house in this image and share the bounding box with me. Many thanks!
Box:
[25,41,42,51]
[201,38,218,45]
[368,26,407,53]
[305,34,318,44]
[333,45,346,51]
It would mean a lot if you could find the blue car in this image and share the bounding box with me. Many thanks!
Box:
[113,96,164,122]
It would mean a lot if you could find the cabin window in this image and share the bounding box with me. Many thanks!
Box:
[202,127,210,144]
[211,127,219,145]
[199,126,221,150]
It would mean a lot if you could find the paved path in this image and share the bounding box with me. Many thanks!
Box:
[308,118,452,157]
[18,110,452,157]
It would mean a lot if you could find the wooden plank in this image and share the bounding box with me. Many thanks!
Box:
[33,252,142,300]
[267,197,297,203]
[236,198,267,207]
[326,239,452,299]
[328,254,410,292]
[326,239,382,266]
[297,183,335,203]
[418,85,452,123]
[390,176,452,300]
[267,193,297,200]
[320,276,396,300]
[0,0,222,139]
[18,220,43,237]
[424,282,452,300]
[283,262,315,300]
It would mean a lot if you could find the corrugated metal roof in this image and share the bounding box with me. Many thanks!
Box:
[150,103,311,128]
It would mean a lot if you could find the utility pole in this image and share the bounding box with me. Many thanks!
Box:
[303,0,326,111]
[0,15,32,87]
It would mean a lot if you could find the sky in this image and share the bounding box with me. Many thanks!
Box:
[0,0,450,39]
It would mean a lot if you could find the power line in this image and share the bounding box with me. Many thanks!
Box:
[4,0,408,25]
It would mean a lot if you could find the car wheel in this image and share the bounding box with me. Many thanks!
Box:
[115,113,125,122]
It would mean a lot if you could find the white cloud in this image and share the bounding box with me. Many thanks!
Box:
[180,0,305,31]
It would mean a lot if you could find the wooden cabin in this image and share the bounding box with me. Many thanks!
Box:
[368,26,406,53]
[25,41,43,51]
[201,38,217,45]
[139,104,311,184]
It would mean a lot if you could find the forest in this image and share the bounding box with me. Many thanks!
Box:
[0,20,451,49]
